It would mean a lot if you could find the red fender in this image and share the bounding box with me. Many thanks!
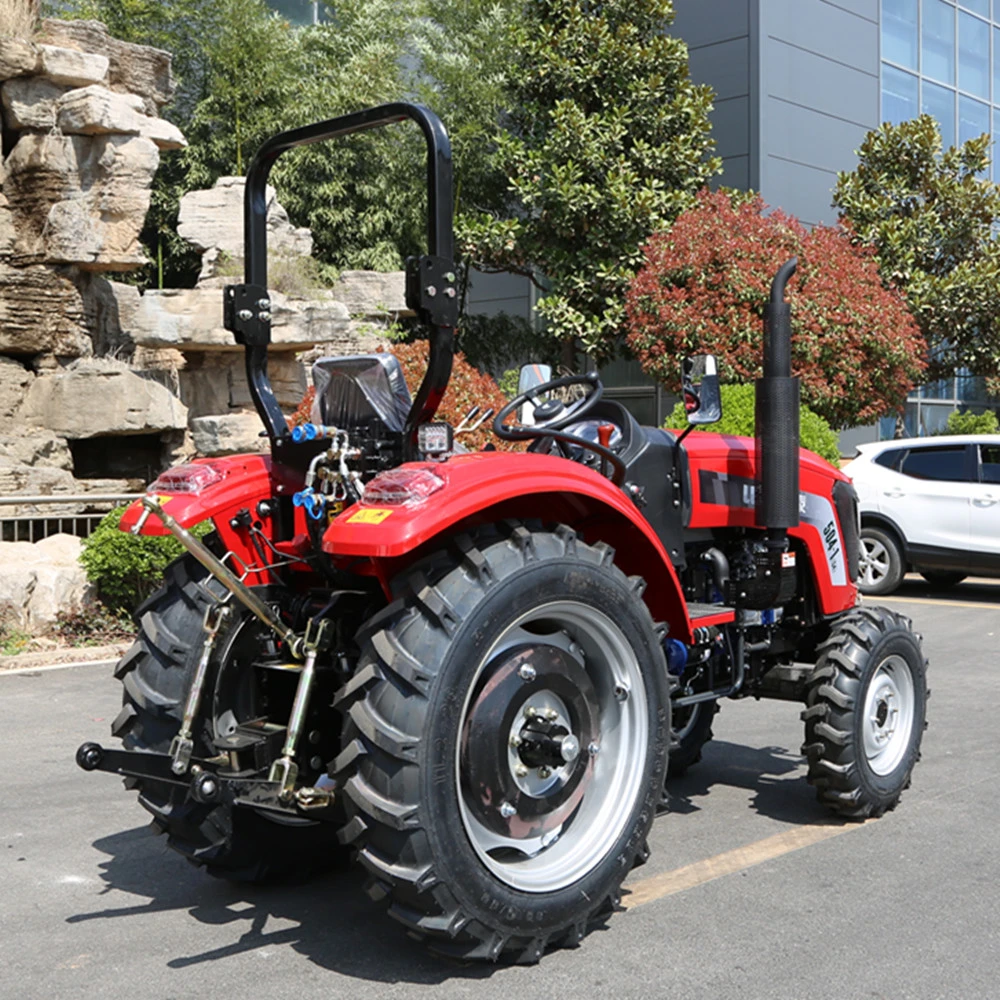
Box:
[118,454,304,587]
[323,452,696,643]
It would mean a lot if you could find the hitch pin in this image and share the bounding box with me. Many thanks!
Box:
[170,601,231,775]
[269,617,332,799]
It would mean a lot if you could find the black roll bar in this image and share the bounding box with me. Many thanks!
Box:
[224,103,457,453]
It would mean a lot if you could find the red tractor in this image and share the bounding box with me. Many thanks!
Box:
[76,105,928,962]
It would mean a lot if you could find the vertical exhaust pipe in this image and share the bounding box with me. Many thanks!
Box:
[755,258,800,537]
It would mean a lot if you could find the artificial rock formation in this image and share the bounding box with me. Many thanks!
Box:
[0,21,186,513]
[0,533,95,630]
[0,18,407,506]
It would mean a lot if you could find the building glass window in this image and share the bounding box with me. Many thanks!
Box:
[961,0,990,17]
[994,25,1000,99]
[883,65,921,121]
[883,0,920,69]
[959,11,991,97]
[922,80,957,143]
[959,94,991,145]
[922,0,957,84]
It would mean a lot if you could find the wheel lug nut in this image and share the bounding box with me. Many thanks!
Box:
[499,801,516,819]
[545,708,557,721]
[538,766,552,779]
[515,763,528,777]
[518,664,537,682]
[524,706,536,718]
[559,734,580,763]
[509,734,522,748]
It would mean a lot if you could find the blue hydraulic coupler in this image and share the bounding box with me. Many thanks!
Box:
[664,638,689,676]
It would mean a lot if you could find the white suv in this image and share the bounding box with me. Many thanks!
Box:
[842,434,1000,595]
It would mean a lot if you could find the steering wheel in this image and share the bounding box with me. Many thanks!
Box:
[493,372,626,485]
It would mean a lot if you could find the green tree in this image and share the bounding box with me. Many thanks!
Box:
[462,0,720,362]
[48,0,521,281]
[664,383,842,465]
[833,115,1000,388]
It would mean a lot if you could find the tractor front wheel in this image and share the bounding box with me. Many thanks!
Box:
[801,607,927,818]
[335,523,669,962]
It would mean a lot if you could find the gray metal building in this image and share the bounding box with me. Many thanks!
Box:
[672,0,1000,438]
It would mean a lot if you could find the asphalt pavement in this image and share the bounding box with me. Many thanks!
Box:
[1,579,998,1000]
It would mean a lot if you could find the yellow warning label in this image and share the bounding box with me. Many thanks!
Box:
[346,507,393,525]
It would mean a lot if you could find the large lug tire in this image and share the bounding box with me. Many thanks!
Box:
[111,556,344,881]
[801,607,928,819]
[667,700,718,779]
[334,523,670,962]
[858,526,905,596]
[920,570,966,589]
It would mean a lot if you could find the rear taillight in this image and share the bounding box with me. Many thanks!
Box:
[362,468,445,507]
[149,463,225,494]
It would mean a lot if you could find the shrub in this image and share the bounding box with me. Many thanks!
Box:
[80,507,210,612]
[664,383,841,465]
[626,189,927,428]
[945,408,999,435]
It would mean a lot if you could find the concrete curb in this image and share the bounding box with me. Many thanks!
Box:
[0,658,116,677]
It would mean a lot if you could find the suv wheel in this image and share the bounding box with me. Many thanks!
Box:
[859,526,904,596]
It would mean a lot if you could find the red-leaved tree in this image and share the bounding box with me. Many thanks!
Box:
[624,189,927,428]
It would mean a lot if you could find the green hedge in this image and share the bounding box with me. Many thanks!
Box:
[80,507,210,612]
[945,408,998,435]
[664,383,841,465]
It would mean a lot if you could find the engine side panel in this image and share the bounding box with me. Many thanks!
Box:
[682,432,857,615]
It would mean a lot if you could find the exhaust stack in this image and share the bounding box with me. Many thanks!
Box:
[755,258,800,536]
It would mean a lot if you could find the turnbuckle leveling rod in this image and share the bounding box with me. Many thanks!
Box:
[169,600,232,775]
[134,495,304,660]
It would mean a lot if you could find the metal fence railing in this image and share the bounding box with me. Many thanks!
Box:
[0,495,142,544]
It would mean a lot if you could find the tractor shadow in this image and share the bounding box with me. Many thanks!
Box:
[665,739,820,825]
[65,825,497,984]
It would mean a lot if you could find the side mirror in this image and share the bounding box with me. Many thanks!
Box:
[517,363,553,425]
[682,355,722,425]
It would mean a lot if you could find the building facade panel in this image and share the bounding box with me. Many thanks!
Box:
[762,100,875,179]
[688,36,751,102]
[670,0,750,49]
[765,40,879,126]
[759,155,842,224]
[712,96,752,158]
[760,0,880,72]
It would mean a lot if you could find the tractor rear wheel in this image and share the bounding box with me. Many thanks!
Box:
[801,607,927,818]
[112,556,343,881]
[334,523,669,962]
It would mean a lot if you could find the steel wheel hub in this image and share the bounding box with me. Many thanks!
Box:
[457,602,649,893]
[863,654,916,776]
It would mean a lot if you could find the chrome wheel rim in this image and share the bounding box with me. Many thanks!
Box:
[860,536,891,589]
[862,654,916,776]
[456,600,649,893]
